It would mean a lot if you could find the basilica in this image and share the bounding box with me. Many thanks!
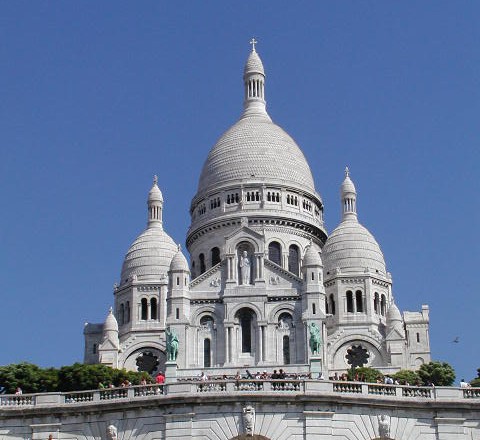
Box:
[84,43,430,378]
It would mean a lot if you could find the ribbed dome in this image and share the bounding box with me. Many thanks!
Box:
[303,244,323,267]
[121,226,177,283]
[197,115,315,194]
[323,220,386,276]
[170,246,189,272]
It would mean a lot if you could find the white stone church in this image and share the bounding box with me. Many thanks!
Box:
[84,43,430,379]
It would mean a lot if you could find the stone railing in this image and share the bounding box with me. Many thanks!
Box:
[0,381,478,409]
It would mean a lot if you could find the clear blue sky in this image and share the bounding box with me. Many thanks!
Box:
[1,2,478,383]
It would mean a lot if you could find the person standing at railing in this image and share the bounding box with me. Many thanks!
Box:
[460,378,471,388]
[14,387,22,395]
[155,371,165,384]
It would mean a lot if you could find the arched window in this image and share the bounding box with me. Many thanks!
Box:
[330,294,336,315]
[268,241,282,266]
[199,253,206,274]
[283,335,290,364]
[203,338,211,368]
[356,290,363,313]
[325,297,329,314]
[191,261,196,278]
[200,315,214,330]
[150,298,157,320]
[346,291,354,313]
[126,301,130,323]
[312,303,316,315]
[237,308,254,353]
[93,343,97,354]
[288,244,299,275]
[141,298,148,320]
[120,303,125,325]
[381,294,387,316]
[374,292,379,314]
[211,247,220,266]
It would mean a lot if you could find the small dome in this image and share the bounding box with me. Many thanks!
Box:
[323,221,386,276]
[148,176,163,202]
[170,245,189,272]
[121,227,177,283]
[341,168,356,195]
[303,244,323,267]
[387,301,402,323]
[104,308,118,332]
[244,49,264,76]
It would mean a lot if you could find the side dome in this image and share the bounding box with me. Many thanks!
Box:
[323,169,387,276]
[303,243,323,267]
[120,178,178,284]
[323,221,386,275]
[197,116,315,194]
[170,245,190,272]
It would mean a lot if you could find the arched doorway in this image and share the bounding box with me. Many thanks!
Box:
[234,307,258,362]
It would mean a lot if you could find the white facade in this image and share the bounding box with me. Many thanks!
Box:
[84,45,430,378]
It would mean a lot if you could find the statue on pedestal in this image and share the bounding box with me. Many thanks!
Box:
[242,405,255,436]
[166,327,179,362]
[309,322,321,355]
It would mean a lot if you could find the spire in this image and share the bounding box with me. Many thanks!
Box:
[341,167,357,221]
[242,38,269,118]
[148,175,163,227]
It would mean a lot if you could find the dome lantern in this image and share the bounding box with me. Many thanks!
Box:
[341,167,357,221]
[242,38,268,118]
[148,175,163,227]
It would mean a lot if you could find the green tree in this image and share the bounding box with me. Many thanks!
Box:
[0,362,58,394]
[347,366,383,383]
[469,368,480,387]
[418,361,455,386]
[392,369,420,385]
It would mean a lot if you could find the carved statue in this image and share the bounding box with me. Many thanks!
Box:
[242,405,255,436]
[378,414,390,438]
[239,250,251,285]
[166,327,179,362]
[309,322,321,355]
[106,424,117,440]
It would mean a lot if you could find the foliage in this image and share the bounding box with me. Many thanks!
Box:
[0,362,151,394]
[469,368,480,387]
[392,369,420,385]
[0,362,58,394]
[347,366,383,383]
[417,361,455,386]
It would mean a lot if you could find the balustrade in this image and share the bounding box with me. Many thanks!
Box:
[0,382,477,408]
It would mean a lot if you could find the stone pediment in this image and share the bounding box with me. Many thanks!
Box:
[264,259,302,288]
[99,339,119,351]
[190,261,223,291]
[224,223,265,254]
[386,326,405,341]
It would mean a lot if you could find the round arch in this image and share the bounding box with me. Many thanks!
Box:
[268,303,296,322]
[228,302,263,322]
[121,345,166,375]
[191,305,218,325]
[330,338,386,370]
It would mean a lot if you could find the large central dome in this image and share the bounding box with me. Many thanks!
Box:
[197,114,315,194]
[196,46,315,196]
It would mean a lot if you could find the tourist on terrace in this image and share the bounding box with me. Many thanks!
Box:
[14,387,22,395]
[155,372,165,384]
[460,379,470,388]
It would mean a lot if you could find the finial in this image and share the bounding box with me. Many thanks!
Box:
[177,243,182,252]
[345,167,350,177]
[249,37,258,52]
[109,306,113,314]
[153,175,158,185]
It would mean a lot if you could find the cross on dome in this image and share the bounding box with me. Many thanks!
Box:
[249,37,258,52]
[345,167,350,177]
[153,175,158,185]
